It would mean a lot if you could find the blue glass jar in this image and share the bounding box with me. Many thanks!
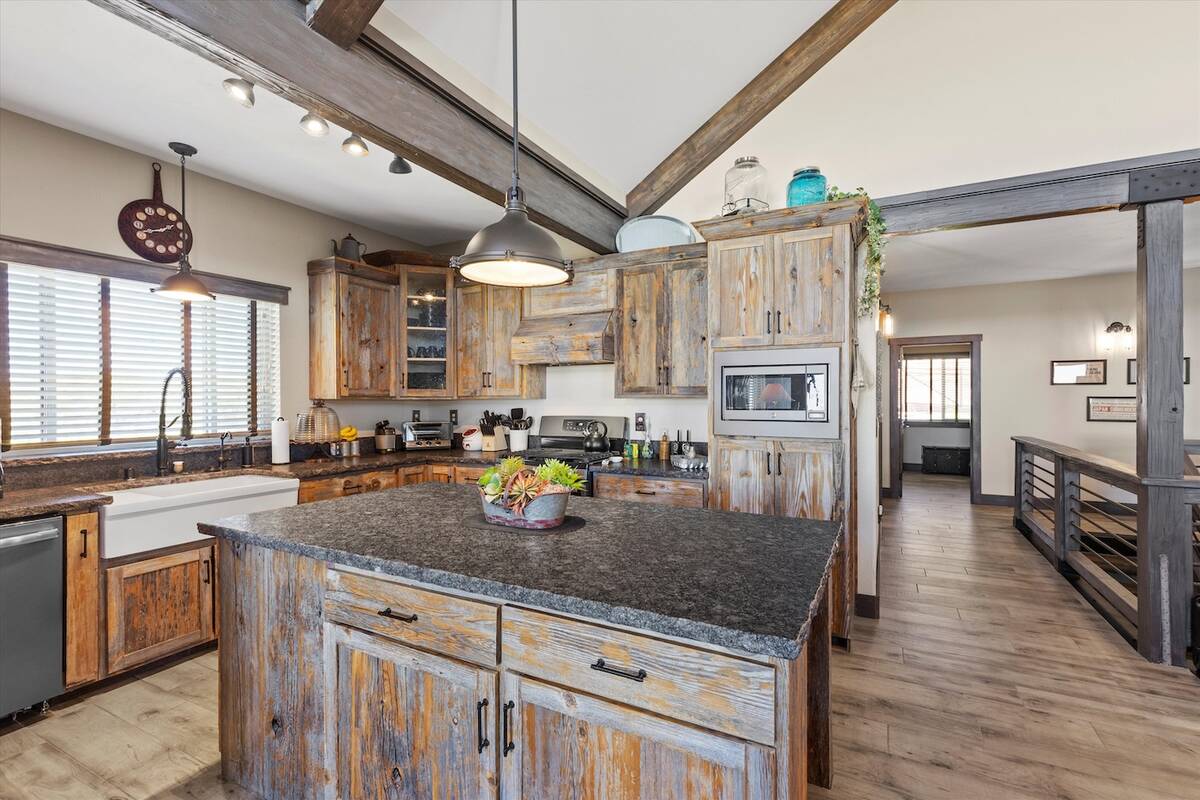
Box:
[786,167,827,207]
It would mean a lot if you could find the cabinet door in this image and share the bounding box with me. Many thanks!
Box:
[428,464,454,484]
[665,259,708,395]
[523,268,615,318]
[615,265,665,396]
[339,274,394,397]
[772,226,845,345]
[774,440,840,521]
[456,283,487,398]
[397,465,428,486]
[328,625,496,800]
[399,267,454,397]
[708,236,772,348]
[712,437,773,515]
[455,465,489,485]
[65,513,100,687]
[485,286,522,397]
[499,673,771,800]
[106,546,214,673]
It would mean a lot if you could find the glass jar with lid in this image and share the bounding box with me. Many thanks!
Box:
[786,167,827,207]
[722,156,769,216]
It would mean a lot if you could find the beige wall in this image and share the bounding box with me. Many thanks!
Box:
[881,270,1200,497]
[0,110,423,424]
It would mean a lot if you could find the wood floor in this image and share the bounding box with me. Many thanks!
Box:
[1,472,1197,799]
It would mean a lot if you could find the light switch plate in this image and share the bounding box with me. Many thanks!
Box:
[634,412,646,432]
[449,409,459,425]
[411,409,421,422]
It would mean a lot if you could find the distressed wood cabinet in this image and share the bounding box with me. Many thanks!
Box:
[456,283,545,399]
[325,624,497,800]
[522,266,615,318]
[591,473,706,508]
[65,512,100,687]
[397,264,455,397]
[105,544,215,673]
[614,258,708,397]
[297,469,398,504]
[712,437,839,521]
[308,257,396,400]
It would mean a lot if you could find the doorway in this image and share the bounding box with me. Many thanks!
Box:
[888,334,982,504]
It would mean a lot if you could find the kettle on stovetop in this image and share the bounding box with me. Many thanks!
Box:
[582,420,610,453]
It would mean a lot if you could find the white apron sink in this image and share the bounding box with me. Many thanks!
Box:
[100,474,299,559]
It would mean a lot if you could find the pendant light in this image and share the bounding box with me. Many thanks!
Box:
[152,142,214,302]
[453,0,568,288]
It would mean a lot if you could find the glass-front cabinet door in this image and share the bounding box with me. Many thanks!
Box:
[398,266,455,397]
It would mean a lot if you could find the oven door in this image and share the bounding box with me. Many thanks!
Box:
[713,347,840,438]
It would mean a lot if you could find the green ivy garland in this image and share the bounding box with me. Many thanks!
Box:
[826,186,886,317]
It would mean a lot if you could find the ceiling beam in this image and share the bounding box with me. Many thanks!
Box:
[876,150,1200,236]
[304,0,384,49]
[91,0,625,254]
[625,0,896,219]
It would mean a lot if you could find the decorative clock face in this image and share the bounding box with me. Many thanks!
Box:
[116,161,194,264]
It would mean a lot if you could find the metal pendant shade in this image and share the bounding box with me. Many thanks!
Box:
[453,0,568,288]
[153,142,214,302]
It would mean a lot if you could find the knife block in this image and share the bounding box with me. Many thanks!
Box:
[480,427,509,452]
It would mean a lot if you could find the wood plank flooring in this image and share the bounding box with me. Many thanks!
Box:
[0,472,1196,799]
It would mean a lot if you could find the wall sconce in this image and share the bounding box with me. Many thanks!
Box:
[1098,321,1134,354]
[880,304,895,337]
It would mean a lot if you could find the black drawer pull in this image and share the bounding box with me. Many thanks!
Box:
[377,607,418,623]
[502,700,515,756]
[81,529,89,558]
[634,489,657,496]
[590,658,646,682]
[476,698,490,753]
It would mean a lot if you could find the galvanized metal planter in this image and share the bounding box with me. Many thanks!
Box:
[479,489,569,529]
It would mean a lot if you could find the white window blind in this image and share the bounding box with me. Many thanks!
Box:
[6,265,103,446]
[901,355,971,423]
[2,262,282,448]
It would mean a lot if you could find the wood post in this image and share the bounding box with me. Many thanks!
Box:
[1012,440,1030,528]
[1134,200,1190,666]
[1054,460,1080,571]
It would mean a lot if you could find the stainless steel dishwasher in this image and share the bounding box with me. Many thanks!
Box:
[0,517,64,717]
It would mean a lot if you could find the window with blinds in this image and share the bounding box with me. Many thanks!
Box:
[2,262,281,448]
[901,354,971,424]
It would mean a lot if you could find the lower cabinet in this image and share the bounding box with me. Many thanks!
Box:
[298,469,399,503]
[396,465,429,486]
[499,672,772,799]
[65,512,100,687]
[326,624,497,799]
[454,465,489,484]
[428,464,454,483]
[105,545,215,673]
[712,437,839,520]
[591,473,706,508]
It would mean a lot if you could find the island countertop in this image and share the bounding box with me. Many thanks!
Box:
[200,483,840,659]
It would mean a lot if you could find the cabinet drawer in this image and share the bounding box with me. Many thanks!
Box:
[591,474,706,508]
[454,465,490,484]
[501,606,775,745]
[325,570,498,667]
[298,470,397,503]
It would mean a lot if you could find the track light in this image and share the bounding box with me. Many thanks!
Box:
[341,133,368,157]
[299,112,329,137]
[389,154,412,174]
[222,77,255,108]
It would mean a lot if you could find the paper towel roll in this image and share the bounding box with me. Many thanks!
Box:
[271,416,290,464]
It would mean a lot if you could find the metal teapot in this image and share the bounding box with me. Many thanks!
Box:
[582,420,610,453]
[332,233,367,261]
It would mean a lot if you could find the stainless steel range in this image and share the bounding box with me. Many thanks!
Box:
[517,415,628,493]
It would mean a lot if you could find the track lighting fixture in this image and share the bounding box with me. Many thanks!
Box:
[222,77,255,108]
[389,154,412,174]
[299,112,329,137]
[341,133,369,157]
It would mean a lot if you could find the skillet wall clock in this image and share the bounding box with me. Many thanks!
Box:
[117,161,193,263]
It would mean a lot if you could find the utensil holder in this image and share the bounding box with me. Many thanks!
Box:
[508,429,529,452]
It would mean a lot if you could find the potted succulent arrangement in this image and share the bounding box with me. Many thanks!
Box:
[477,456,584,529]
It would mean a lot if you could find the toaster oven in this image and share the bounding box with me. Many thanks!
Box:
[402,421,451,450]
[712,347,840,438]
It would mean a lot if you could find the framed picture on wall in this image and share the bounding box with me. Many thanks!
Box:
[1086,396,1136,422]
[1050,359,1107,385]
[1125,357,1190,385]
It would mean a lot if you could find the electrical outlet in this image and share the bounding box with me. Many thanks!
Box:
[634,412,646,432]
[449,409,459,426]
[411,409,421,422]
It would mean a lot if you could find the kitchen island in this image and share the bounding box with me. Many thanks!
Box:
[200,483,840,799]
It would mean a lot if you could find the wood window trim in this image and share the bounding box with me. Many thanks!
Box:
[0,235,290,305]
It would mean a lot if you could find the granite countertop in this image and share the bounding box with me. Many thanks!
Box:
[264,449,501,479]
[200,483,840,659]
[588,459,708,480]
[0,486,112,523]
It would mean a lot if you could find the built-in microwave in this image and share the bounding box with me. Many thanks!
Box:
[712,347,840,438]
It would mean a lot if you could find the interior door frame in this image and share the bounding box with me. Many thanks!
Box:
[888,334,982,504]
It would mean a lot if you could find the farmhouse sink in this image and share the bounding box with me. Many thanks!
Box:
[100,474,300,559]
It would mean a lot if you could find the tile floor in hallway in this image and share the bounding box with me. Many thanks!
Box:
[1,472,1198,799]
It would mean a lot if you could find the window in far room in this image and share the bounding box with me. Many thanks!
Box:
[901,352,971,425]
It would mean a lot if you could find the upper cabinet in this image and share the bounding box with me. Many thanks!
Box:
[398,265,455,397]
[614,256,708,397]
[522,266,615,318]
[309,257,397,400]
[456,283,545,399]
[702,219,850,349]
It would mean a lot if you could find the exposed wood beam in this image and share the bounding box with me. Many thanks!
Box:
[625,0,896,218]
[91,0,625,254]
[304,0,384,49]
[877,150,1200,235]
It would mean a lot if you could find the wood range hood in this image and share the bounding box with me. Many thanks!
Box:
[510,311,615,365]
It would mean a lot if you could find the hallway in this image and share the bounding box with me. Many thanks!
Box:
[813,472,1200,799]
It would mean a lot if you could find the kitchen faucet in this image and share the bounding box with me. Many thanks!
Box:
[156,367,193,476]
